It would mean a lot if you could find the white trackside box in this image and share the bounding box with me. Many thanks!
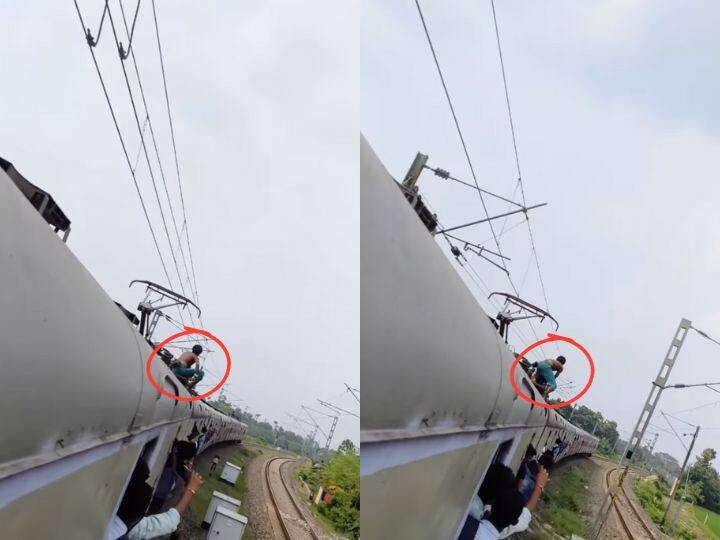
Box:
[206,506,248,540]
[219,462,242,486]
[202,490,241,529]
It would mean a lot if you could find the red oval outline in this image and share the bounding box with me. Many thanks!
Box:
[145,326,231,402]
[509,333,594,409]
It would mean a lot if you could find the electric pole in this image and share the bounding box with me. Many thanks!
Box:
[662,425,700,526]
[591,318,692,539]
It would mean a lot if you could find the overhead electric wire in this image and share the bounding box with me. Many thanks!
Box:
[489,0,551,310]
[411,0,557,359]
[413,0,510,276]
[420,190,542,355]
[489,0,557,354]
[132,116,149,173]
[662,412,697,428]
[151,0,201,309]
[692,326,720,347]
[106,5,191,329]
[660,412,689,451]
[72,0,176,308]
[670,400,720,415]
[118,0,198,322]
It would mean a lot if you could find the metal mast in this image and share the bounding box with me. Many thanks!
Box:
[592,318,692,538]
[303,405,338,451]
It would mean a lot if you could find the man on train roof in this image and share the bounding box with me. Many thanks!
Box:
[172,344,205,389]
[531,356,565,396]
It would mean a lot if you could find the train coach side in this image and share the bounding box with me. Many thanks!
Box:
[0,165,246,538]
[360,136,596,539]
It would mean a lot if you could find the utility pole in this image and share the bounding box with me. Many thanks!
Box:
[569,405,576,422]
[662,425,700,526]
[591,419,600,436]
[592,318,692,539]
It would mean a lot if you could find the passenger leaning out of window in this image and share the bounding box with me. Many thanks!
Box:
[470,460,550,539]
[108,457,203,539]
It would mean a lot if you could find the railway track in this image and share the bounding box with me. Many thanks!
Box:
[604,466,657,539]
[264,456,319,539]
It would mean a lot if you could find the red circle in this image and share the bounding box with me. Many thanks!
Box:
[145,326,232,402]
[509,333,594,409]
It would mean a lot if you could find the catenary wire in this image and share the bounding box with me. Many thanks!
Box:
[151,0,201,306]
[106,5,190,328]
[72,0,176,310]
[488,0,556,354]
[118,0,198,318]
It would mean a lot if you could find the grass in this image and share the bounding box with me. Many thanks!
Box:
[533,459,594,538]
[679,502,720,539]
[632,476,709,539]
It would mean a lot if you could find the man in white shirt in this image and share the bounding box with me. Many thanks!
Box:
[107,452,203,539]
[469,463,550,539]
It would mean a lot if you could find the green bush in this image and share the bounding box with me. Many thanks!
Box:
[299,450,360,538]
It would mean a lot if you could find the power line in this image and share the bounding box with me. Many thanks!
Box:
[660,412,689,451]
[151,0,201,308]
[670,400,720,415]
[489,0,556,354]
[663,412,697,428]
[72,0,175,304]
[118,0,198,312]
[116,0,198,330]
[106,6,190,330]
[692,326,720,347]
[413,0,509,273]
[409,0,553,352]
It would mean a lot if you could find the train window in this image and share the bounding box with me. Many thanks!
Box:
[108,438,158,538]
[492,438,514,465]
[140,436,159,468]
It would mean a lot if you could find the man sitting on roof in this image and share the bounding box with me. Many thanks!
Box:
[532,356,565,396]
[172,345,205,389]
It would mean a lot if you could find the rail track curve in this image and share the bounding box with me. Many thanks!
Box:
[604,466,657,539]
[264,456,319,540]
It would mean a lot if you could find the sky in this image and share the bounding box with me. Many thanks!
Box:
[362,0,720,464]
[2,1,359,446]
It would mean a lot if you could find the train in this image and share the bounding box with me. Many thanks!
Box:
[359,136,598,539]
[0,158,247,539]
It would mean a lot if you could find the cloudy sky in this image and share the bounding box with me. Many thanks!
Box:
[363,0,720,463]
[3,1,359,446]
